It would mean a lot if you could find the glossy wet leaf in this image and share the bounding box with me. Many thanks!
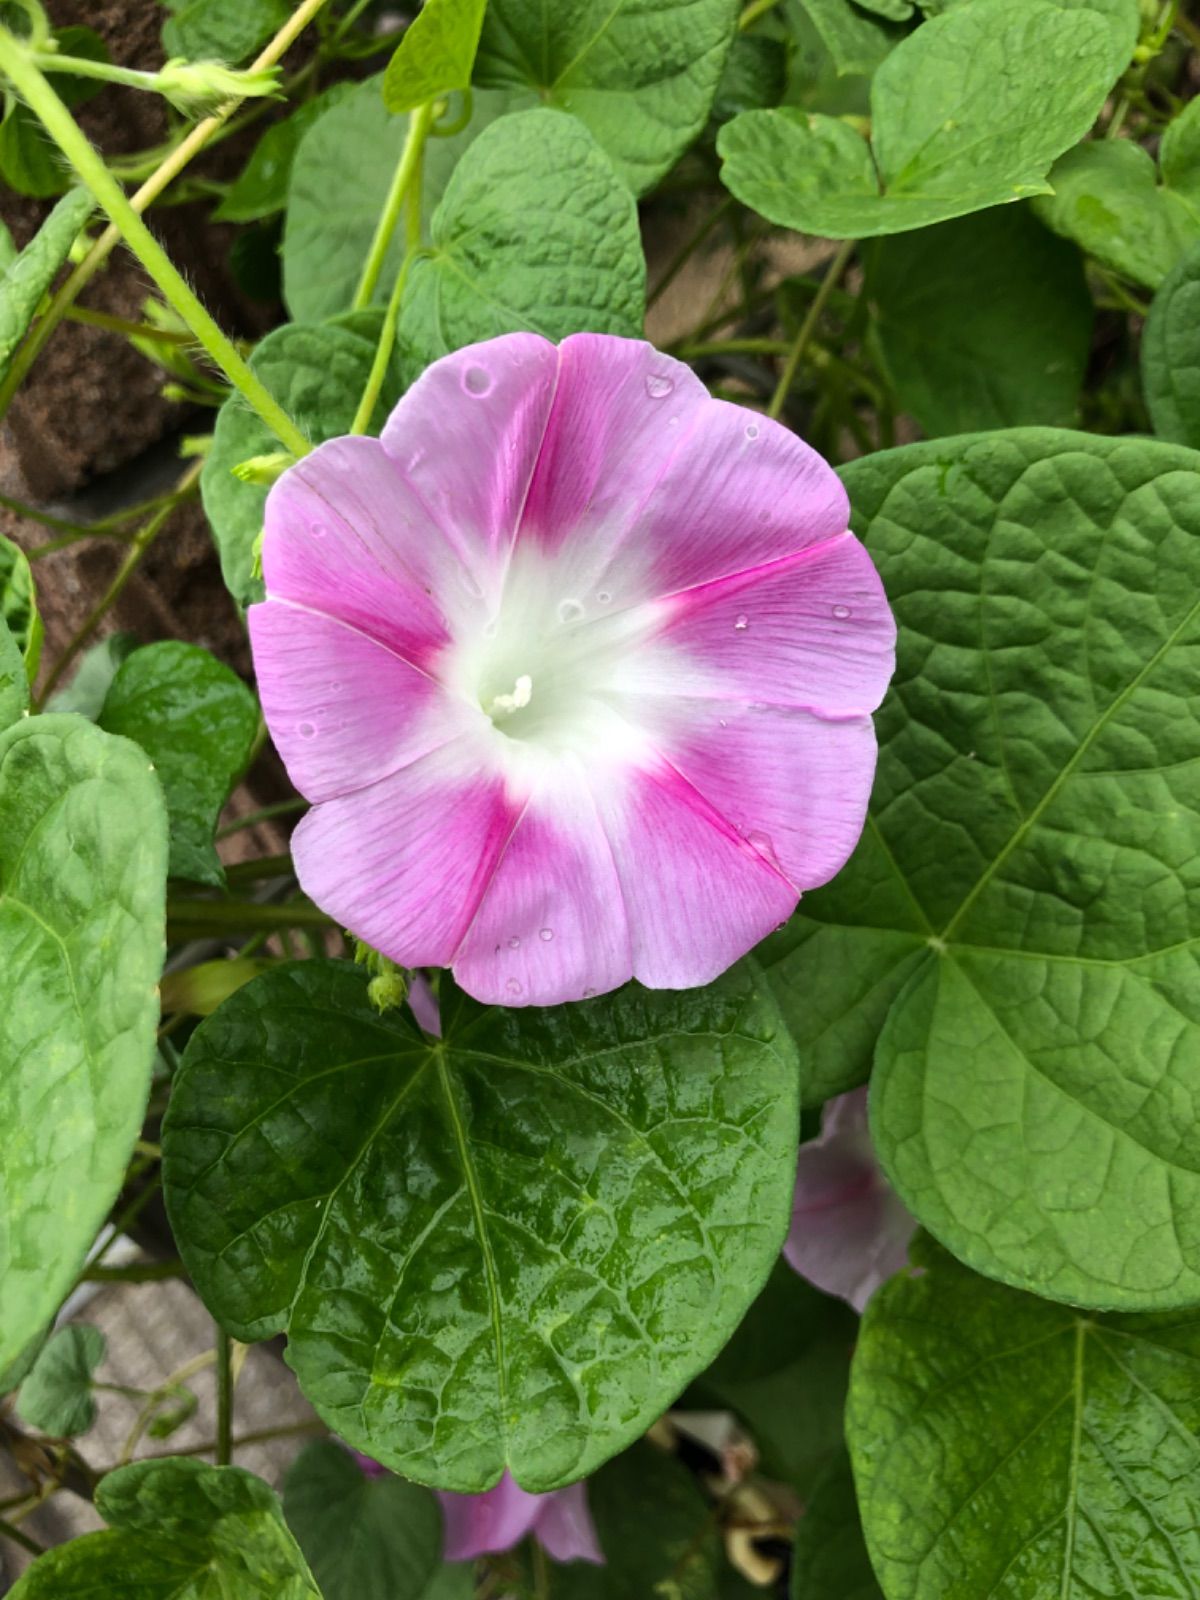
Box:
[9,1459,321,1598]
[16,1324,104,1437]
[0,716,167,1376]
[1035,135,1200,291]
[763,429,1200,1309]
[397,109,645,378]
[790,1453,882,1600]
[98,642,258,888]
[476,0,739,194]
[283,74,515,324]
[1143,240,1200,448]
[719,0,1115,237]
[215,83,355,224]
[382,0,487,113]
[868,205,1092,435]
[0,189,92,382]
[203,320,404,608]
[283,1440,444,1600]
[848,1234,1200,1598]
[162,959,799,1490]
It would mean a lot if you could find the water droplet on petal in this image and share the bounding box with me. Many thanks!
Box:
[507,936,521,950]
[734,614,749,631]
[463,366,493,396]
[597,590,612,605]
[539,928,554,941]
[483,619,498,639]
[718,718,727,728]
[833,604,851,619]
[758,509,771,524]
[582,987,597,998]
[557,598,585,624]
[297,721,316,739]
[745,422,760,440]
[644,373,674,399]
[506,978,523,996]
[310,522,328,540]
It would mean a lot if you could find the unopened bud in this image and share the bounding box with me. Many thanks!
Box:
[155,58,281,117]
[232,450,293,487]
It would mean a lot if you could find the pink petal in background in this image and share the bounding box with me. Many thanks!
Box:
[783,1088,916,1312]
[438,1472,604,1565]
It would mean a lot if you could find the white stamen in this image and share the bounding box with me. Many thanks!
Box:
[488,673,533,718]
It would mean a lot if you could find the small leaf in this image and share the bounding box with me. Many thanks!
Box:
[1143,240,1200,448]
[868,204,1093,435]
[162,959,799,1489]
[283,1440,443,1600]
[476,0,740,194]
[0,189,93,382]
[98,641,259,888]
[162,0,291,63]
[43,632,137,719]
[16,1325,105,1438]
[719,0,1116,237]
[283,74,514,325]
[790,1452,882,1600]
[848,1235,1200,1599]
[203,320,405,608]
[215,83,355,223]
[397,108,645,378]
[0,533,41,683]
[0,716,167,1376]
[382,0,488,114]
[1035,137,1200,291]
[10,1459,321,1598]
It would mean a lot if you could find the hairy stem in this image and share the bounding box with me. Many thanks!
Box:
[767,239,856,421]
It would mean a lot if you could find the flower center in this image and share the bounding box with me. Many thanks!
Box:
[486,673,534,720]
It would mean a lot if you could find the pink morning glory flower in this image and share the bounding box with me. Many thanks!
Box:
[783,1088,916,1312]
[438,1471,604,1564]
[249,333,894,1006]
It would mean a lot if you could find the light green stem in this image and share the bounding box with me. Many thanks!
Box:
[0,33,308,457]
[767,239,856,421]
[351,100,434,311]
[29,53,168,94]
[739,0,781,28]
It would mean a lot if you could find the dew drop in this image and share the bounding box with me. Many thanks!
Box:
[507,936,521,950]
[644,373,674,399]
[597,590,612,605]
[506,978,523,997]
[539,927,554,942]
[557,598,585,624]
[757,509,771,524]
[833,604,851,619]
[583,987,597,999]
[718,718,727,728]
[745,422,760,440]
[734,613,749,631]
[310,521,328,540]
[297,721,316,740]
[463,365,493,396]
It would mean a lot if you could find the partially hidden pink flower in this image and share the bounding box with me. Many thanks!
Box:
[783,1088,916,1312]
[438,1471,604,1564]
[249,333,895,1006]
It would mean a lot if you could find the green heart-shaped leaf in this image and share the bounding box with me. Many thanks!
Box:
[763,429,1200,1309]
[849,1235,1200,1599]
[0,188,92,380]
[719,0,1116,238]
[476,0,740,194]
[10,1459,320,1598]
[0,715,166,1374]
[397,108,645,378]
[163,959,799,1489]
[382,0,487,114]
[16,1324,104,1438]
[98,642,258,888]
